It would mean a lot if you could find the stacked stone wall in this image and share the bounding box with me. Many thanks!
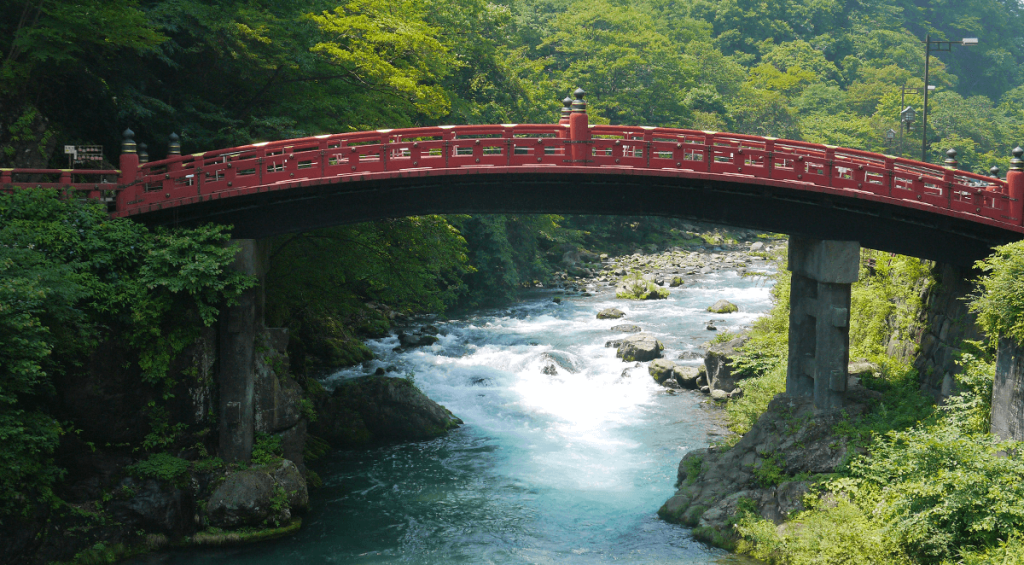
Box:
[885,262,983,400]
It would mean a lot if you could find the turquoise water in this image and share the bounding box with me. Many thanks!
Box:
[135,269,771,565]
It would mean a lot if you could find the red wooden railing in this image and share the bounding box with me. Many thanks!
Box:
[3,124,1023,234]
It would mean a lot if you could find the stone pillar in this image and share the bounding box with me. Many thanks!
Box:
[992,336,1024,441]
[218,239,269,463]
[786,237,860,413]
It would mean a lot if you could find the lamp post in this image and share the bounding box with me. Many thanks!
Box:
[898,84,929,157]
[899,105,916,156]
[922,36,978,162]
[885,128,897,150]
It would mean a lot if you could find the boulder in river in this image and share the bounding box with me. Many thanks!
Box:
[648,359,678,386]
[616,333,664,362]
[206,460,308,529]
[707,300,738,314]
[397,332,440,349]
[610,324,642,333]
[310,376,462,449]
[670,276,684,287]
[703,334,749,392]
[672,366,701,389]
[597,308,626,319]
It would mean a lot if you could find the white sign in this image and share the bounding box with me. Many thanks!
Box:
[64,145,76,155]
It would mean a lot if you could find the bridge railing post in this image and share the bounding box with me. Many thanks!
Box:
[166,133,182,174]
[569,88,589,164]
[1008,147,1024,225]
[824,147,835,187]
[558,95,572,157]
[884,156,895,197]
[703,132,714,172]
[117,128,139,212]
[443,129,455,168]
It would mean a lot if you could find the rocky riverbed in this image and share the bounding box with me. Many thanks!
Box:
[543,224,785,404]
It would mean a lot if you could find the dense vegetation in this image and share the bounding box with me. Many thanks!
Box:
[0,189,252,516]
[718,244,1024,564]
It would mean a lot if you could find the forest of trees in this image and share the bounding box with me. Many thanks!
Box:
[4,0,1024,172]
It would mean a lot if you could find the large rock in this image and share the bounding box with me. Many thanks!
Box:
[703,334,749,392]
[707,300,738,314]
[597,308,626,319]
[310,376,462,449]
[205,460,308,530]
[272,460,309,512]
[108,478,194,536]
[672,365,701,389]
[648,359,678,386]
[617,333,664,362]
[397,332,440,349]
[659,394,874,547]
[206,468,281,528]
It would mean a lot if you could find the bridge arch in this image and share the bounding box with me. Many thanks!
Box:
[7,101,1024,428]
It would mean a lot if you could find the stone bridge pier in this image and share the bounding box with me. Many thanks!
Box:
[786,237,860,412]
[218,239,270,463]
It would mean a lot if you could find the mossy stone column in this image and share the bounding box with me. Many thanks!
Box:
[219,239,269,463]
[786,237,860,413]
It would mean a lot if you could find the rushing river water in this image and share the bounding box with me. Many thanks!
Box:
[140,266,772,565]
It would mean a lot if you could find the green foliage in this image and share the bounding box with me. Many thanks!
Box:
[753,452,787,488]
[0,189,253,515]
[737,493,903,565]
[267,483,289,525]
[683,454,703,485]
[300,398,318,423]
[127,453,190,484]
[710,331,740,345]
[252,433,284,467]
[970,240,1024,344]
[849,424,1024,562]
[141,404,188,451]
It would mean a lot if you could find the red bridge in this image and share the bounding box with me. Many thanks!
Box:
[5,93,1023,266]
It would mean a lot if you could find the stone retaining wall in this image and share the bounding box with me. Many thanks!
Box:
[886,262,983,400]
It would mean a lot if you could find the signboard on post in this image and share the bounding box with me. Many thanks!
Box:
[64,145,103,168]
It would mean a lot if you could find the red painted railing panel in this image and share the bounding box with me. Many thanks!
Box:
[2,124,1021,232]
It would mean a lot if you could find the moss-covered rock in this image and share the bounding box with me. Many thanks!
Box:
[310,376,462,449]
[707,300,738,314]
[206,460,307,529]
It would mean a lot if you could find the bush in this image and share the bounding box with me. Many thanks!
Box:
[970,240,1024,342]
[737,494,903,565]
[128,453,190,484]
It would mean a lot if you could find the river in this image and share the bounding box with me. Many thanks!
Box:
[137,264,771,565]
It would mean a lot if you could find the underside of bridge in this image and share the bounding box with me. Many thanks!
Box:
[132,171,1017,267]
